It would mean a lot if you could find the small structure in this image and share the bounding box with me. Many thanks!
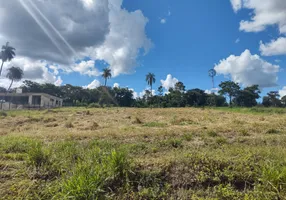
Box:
[0,92,63,110]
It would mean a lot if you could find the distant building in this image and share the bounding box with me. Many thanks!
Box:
[0,93,63,110]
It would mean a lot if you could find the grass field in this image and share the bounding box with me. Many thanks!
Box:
[1,107,286,199]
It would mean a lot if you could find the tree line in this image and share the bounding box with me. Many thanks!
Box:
[0,42,285,108]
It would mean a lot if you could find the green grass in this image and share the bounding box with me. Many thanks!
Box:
[1,107,286,199]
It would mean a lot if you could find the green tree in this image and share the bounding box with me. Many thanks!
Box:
[234,85,260,107]
[281,96,286,107]
[265,91,281,107]
[175,81,185,93]
[0,42,16,76]
[145,73,156,96]
[218,81,240,106]
[158,86,164,96]
[206,93,226,107]
[6,66,23,91]
[102,68,112,86]
[184,89,206,106]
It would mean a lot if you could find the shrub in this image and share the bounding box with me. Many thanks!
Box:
[88,103,101,108]
[0,111,7,117]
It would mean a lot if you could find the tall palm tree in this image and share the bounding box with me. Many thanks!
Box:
[6,67,23,91]
[0,42,16,76]
[102,68,112,86]
[145,73,156,96]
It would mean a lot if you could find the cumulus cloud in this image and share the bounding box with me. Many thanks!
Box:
[113,83,120,88]
[235,38,240,43]
[54,76,63,86]
[0,56,62,88]
[205,88,219,95]
[88,0,152,76]
[260,37,286,56]
[230,0,242,12]
[279,86,286,98]
[0,0,151,79]
[83,79,101,89]
[72,60,100,76]
[214,49,280,88]
[160,74,179,91]
[230,0,286,34]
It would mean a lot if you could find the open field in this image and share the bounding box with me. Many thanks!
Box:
[1,107,286,199]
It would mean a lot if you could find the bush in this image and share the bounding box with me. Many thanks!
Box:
[88,103,101,108]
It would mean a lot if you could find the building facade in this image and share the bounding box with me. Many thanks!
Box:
[0,93,63,110]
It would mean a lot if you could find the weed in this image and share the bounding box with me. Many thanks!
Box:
[132,117,143,124]
[65,121,74,128]
[207,130,218,137]
[0,111,7,117]
[183,133,194,141]
[266,129,280,134]
[143,122,167,127]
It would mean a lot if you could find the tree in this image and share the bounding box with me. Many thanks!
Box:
[265,91,281,107]
[234,85,260,107]
[102,68,112,86]
[158,86,164,96]
[281,96,286,107]
[6,67,23,91]
[184,89,206,106]
[175,81,185,93]
[145,73,156,96]
[218,81,240,106]
[0,42,16,76]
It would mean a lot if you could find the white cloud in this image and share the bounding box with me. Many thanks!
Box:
[72,60,100,76]
[230,0,242,12]
[231,0,286,34]
[260,37,286,56]
[168,11,171,16]
[129,88,138,99]
[54,76,63,86]
[160,19,166,24]
[214,49,280,88]
[88,0,152,77]
[83,79,101,89]
[138,89,155,97]
[0,0,152,77]
[235,38,240,43]
[160,74,179,91]
[279,86,286,98]
[0,56,62,88]
[113,83,120,88]
[205,88,219,95]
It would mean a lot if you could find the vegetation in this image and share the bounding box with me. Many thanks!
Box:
[102,68,112,86]
[0,42,16,75]
[1,107,286,199]
[6,66,24,91]
[145,72,156,96]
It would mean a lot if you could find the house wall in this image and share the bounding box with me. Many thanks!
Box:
[40,95,63,107]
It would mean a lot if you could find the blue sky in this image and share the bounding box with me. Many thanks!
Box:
[0,0,286,97]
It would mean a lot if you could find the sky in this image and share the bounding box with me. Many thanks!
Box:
[0,0,285,98]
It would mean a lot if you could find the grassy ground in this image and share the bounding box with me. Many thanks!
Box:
[1,107,286,199]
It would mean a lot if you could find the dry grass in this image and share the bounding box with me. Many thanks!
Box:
[1,107,286,199]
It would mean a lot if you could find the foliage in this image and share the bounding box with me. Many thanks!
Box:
[219,81,240,106]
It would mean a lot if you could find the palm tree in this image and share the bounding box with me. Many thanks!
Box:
[6,67,23,91]
[0,42,16,76]
[102,68,112,86]
[145,73,156,96]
